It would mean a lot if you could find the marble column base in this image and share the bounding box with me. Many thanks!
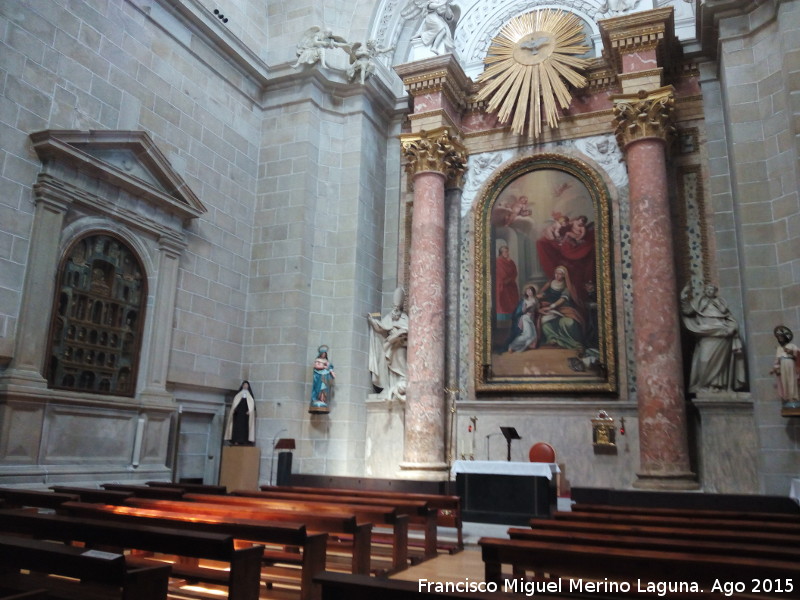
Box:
[633,472,700,490]
[398,460,450,481]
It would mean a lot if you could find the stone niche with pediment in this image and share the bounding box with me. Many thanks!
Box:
[0,130,205,485]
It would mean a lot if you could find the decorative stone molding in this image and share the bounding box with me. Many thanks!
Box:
[599,7,676,74]
[585,57,619,93]
[395,55,472,113]
[612,86,676,150]
[400,128,468,187]
[29,130,207,226]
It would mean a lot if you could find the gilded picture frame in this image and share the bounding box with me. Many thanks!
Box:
[475,154,617,394]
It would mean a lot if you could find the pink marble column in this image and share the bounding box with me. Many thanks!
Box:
[405,170,447,469]
[399,129,467,479]
[614,88,698,489]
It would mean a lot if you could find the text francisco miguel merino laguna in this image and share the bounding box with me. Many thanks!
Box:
[417,577,761,597]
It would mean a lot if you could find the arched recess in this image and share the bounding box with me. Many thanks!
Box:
[0,130,205,483]
[46,232,148,398]
[474,152,617,395]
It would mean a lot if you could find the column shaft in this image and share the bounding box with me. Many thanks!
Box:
[404,170,447,467]
[399,128,467,479]
[613,87,698,489]
[627,138,694,484]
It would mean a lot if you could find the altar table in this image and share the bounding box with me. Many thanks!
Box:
[451,460,559,524]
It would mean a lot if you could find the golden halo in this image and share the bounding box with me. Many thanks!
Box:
[476,9,589,140]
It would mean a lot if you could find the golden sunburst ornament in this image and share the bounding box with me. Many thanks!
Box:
[476,9,590,140]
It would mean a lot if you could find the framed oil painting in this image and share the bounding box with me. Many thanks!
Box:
[475,154,617,394]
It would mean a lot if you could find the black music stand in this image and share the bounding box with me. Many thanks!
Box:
[500,427,521,461]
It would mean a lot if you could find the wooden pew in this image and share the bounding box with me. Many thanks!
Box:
[59,501,328,600]
[0,591,50,599]
[570,502,800,523]
[183,492,409,573]
[0,508,264,600]
[508,526,800,562]
[50,486,133,504]
[101,483,185,500]
[0,533,171,600]
[315,571,518,600]
[528,517,800,548]
[122,497,376,576]
[145,480,227,495]
[242,488,438,560]
[0,488,78,510]
[552,509,800,535]
[479,536,800,599]
[262,484,464,553]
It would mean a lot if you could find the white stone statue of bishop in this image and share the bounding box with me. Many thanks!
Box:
[367,287,409,402]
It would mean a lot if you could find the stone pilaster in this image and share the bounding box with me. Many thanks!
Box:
[0,181,69,390]
[138,234,186,405]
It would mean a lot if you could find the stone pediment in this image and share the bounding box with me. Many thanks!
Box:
[30,130,206,223]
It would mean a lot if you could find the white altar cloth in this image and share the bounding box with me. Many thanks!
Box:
[791,478,800,505]
[451,460,559,479]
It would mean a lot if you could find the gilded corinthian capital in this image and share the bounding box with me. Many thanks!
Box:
[612,86,676,151]
[400,128,468,188]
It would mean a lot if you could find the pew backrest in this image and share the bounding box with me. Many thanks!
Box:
[0,533,171,600]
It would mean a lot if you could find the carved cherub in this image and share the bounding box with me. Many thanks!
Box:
[292,26,349,69]
[346,40,394,85]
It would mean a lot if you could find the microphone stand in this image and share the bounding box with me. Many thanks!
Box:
[269,428,287,485]
[485,432,502,461]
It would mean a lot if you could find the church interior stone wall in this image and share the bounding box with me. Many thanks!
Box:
[0,0,797,495]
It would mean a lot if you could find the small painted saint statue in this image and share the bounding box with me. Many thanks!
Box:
[309,345,335,414]
[771,325,800,411]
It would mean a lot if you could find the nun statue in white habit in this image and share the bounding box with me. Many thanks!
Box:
[224,380,256,445]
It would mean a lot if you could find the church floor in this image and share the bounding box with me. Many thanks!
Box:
[390,522,509,584]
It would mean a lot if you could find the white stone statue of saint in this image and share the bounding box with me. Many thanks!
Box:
[599,0,642,16]
[680,282,747,394]
[401,0,458,59]
[367,287,409,402]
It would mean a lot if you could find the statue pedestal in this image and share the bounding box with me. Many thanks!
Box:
[219,445,260,491]
[365,394,405,478]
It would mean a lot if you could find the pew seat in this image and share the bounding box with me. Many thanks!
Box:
[262,484,464,553]
[480,536,800,599]
[59,501,327,600]
[123,496,378,575]
[0,509,263,600]
[0,533,171,600]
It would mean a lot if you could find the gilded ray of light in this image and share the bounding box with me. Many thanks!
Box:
[476,9,589,140]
